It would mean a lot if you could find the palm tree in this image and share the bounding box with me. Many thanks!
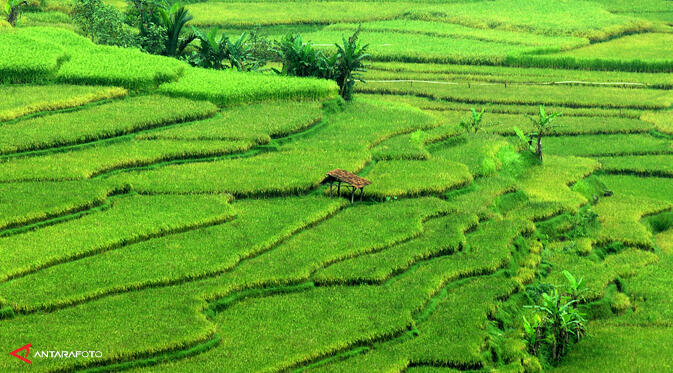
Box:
[159,3,195,57]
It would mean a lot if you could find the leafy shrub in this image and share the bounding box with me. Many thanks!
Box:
[514,105,562,162]
[459,107,485,134]
[524,270,588,363]
[72,0,136,47]
[188,28,260,71]
[276,28,369,100]
[4,0,27,26]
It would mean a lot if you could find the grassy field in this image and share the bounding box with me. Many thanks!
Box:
[1,0,673,372]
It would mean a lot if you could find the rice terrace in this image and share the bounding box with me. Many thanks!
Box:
[2,0,673,371]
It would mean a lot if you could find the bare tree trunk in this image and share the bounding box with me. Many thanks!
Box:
[536,133,543,162]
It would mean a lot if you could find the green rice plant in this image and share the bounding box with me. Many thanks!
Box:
[133,284,414,373]
[592,194,672,249]
[301,29,545,65]
[158,67,338,106]
[642,110,673,135]
[113,99,436,195]
[197,198,451,293]
[0,180,113,231]
[401,275,520,368]
[56,44,188,89]
[12,26,188,89]
[553,323,673,372]
[186,2,418,27]
[18,10,72,27]
[431,134,511,177]
[0,285,216,372]
[597,174,673,204]
[529,33,673,73]
[656,230,673,253]
[326,20,589,49]
[0,85,127,122]
[444,175,517,217]
[543,134,673,157]
[405,0,653,41]
[367,61,673,89]
[515,156,600,215]
[139,101,322,143]
[0,196,345,311]
[616,252,673,327]
[600,155,673,177]
[313,213,478,284]
[363,94,644,119]
[0,29,66,83]
[473,113,652,136]
[370,130,432,161]
[0,193,234,281]
[0,95,217,155]
[364,159,472,198]
[544,248,658,302]
[358,82,673,110]
[0,139,255,181]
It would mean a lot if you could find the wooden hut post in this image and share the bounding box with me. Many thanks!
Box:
[329,181,333,197]
[337,181,341,196]
[351,187,356,204]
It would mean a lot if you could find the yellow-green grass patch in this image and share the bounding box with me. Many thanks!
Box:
[0,139,255,182]
[642,110,673,135]
[405,0,652,41]
[158,67,337,106]
[139,101,323,143]
[364,159,472,198]
[600,155,673,177]
[0,95,217,155]
[544,134,673,157]
[0,196,345,311]
[358,82,673,110]
[598,174,673,204]
[326,20,589,49]
[187,2,421,27]
[0,180,113,231]
[0,85,127,122]
[0,193,234,281]
[593,194,672,249]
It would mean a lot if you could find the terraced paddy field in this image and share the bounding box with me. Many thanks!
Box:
[1,0,673,372]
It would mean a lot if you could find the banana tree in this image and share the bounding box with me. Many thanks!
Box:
[333,26,369,100]
[460,107,485,134]
[526,105,561,162]
[4,0,28,26]
[159,3,195,57]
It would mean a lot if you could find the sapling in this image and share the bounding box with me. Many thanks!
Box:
[526,105,561,161]
[460,107,485,134]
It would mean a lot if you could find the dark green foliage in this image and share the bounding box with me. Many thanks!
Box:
[514,105,561,162]
[275,33,335,79]
[459,107,486,134]
[333,26,369,100]
[276,28,369,100]
[72,0,136,47]
[5,0,28,26]
[524,271,588,363]
[125,0,167,54]
[159,3,195,57]
[189,28,259,71]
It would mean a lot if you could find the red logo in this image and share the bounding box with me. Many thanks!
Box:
[10,344,31,364]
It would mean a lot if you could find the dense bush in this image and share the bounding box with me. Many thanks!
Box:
[72,0,135,47]
[276,27,369,100]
